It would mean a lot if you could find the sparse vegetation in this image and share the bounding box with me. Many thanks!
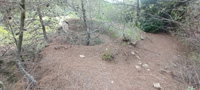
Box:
[187,86,195,90]
[0,0,200,90]
[102,52,114,61]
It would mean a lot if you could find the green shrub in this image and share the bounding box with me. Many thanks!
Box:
[102,51,114,61]
[139,16,164,33]
[102,53,113,61]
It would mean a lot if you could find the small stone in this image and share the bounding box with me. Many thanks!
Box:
[135,65,141,69]
[80,55,85,58]
[153,83,162,89]
[147,69,151,71]
[111,80,114,83]
[142,64,149,68]
[141,36,144,40]
[131,52,135,55]
[138,61,142,65]
[136,55,141,59]
[106,48,108,51]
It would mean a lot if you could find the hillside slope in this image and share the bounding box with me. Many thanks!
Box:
[30,31,186,90]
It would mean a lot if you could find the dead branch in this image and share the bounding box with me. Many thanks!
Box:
[15,51,37,85]
[1,46,11,56]
[0,81,6,90]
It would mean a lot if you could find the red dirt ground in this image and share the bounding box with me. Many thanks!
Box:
[29,31,187,90]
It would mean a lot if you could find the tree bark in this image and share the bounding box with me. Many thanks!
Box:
[135,0,140,26]
[81,0,90,46]
[37,7,49,43]
[18,0,26,54]
[16,0,37,85]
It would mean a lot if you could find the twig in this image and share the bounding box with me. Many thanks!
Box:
[1,46,11,56]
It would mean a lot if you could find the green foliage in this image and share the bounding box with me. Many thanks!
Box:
[187,86,195,90]
[90,37,103,45]
[0,60,3,65]
[122,42,127,46]
[139,0,188,33]
[102,52,113,61]
[105,26,120,39]
[139,16,164,33]
[0,26,12,44]
[125,27,141,41]
[0,60,17,83]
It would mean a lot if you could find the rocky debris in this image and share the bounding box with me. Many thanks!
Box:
[138,61,142,65]
[80,55,85,58]
[54,45,71,50]
[131,51,141,60]
[153,83,162,90]
[136,61,150,72]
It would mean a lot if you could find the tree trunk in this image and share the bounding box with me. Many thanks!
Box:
[81,0,90,46]
[16,0,37,85]
[37,7,49,43]
[18,0,26,54]
[135,0,140,26]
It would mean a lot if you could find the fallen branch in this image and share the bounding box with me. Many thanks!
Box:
[15,51,37,85]
[0,81,6,90]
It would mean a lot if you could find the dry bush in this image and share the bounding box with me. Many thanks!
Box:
[180,0,200,51]
[170,1,200,88]
[171,58,200,89]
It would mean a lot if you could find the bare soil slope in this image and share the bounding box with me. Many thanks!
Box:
[31,30,186,90]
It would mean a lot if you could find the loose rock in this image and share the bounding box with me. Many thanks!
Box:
[153,83,162,90]
[147,69,151,71]
[141,36,144,40]
[131,52,135,55]
[138,61,142,65]
[80,55,85,58]
[136,55,141,59]
[135,65,141,69]
[142,64,149,68]
[111,80,114,84]
[135,65,142,72]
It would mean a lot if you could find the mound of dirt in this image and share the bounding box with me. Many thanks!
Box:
[29,30,187,90]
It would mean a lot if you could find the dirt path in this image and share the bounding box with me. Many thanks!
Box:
[32,32,186,90]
